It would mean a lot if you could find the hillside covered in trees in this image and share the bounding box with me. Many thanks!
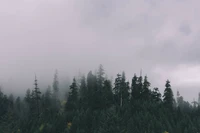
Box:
[0,65,200,133]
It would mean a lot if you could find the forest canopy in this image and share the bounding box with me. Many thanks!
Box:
[0,65,199,133]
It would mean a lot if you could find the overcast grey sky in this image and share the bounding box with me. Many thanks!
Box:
[0,0,200,101]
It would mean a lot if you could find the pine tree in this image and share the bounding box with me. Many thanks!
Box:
[138,75,143,95]
[79,76,87,109]
[8,94,14,110]
[113,73,122,106]
[33,75,41,117]
[177,91,184,108]
[113,72,129,107]
[102,80,113,108]
[53,69,59,100]
[44,85,52,110]
[131,74,140,100]
[97,64,105,109]
[25,89,31,104]
[141,76,150,101]
[0,90,9,117]
[65,78,78,111]
[121,72,130,106]
[87,71,98,109]
[79,76,87,98]
[15,97,21,117]
[163,80,174,110]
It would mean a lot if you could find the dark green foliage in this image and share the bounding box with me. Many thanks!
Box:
[79,76,88,109]
[163,80,175,110]
[65,78,78,113]
[1,66,200,133]
[141,76,151,100]
[113,72,130,107]
[151,87,162,103]
[131,74,140,100]
[79,76,87,99]
[33,76,42,117]
[87,71,99,110]
[102,80,113,108]
[113,73,122,106]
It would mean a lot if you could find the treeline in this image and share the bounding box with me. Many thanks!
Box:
[0,65,200,133]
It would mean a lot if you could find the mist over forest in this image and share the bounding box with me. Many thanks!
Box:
[1,0,200,101]
[1,64,200,133]
[1,0,200,132]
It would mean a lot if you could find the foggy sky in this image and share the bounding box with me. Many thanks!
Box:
[1,0,200,101]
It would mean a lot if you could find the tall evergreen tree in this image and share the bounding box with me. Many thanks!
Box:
[131,74,140,100]
[163,80,174,110]
[79,76,87,98]
[121,72,130,106]
[33,75,41,117]
[79,76,87,109]
[65,78,78,111]
[113,73,122,106]
[176,91,184,108]
[138,74,143,95]
[97,64,106,109]
[102,80,113,108]
[87,71,98,109]
[113,72,129,107]
[141,75,150,101]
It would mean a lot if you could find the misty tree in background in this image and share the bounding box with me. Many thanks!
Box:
[15,96,21,117]
[25,89,31,103]
[176,91,184,108]
[79,76,87,98]
[33,75,41,117]
[53,69,59,99]
[44,85,52,112]
[52,69,61,113]
[87,71,98,109]
[79,75,87,109]
[8,94,14,110]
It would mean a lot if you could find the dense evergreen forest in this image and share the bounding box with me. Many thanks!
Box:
[1,65,200,133]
